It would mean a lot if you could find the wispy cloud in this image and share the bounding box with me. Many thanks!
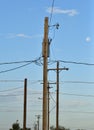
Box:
[5,33,43,39]
[47,7,79,16]
[16,33,32,38]
[64,100,91,108]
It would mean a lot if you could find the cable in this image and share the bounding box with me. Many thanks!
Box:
[60,92,94,97]
[50,93,56,103]
[49,0,55,25]
[0,59,94,67]
[0,94,23,97]
[0,86,23,92]
[61,81,94,84]
[59,60,94,66]
[0,62,32,74]
[0,60,32,65]
[61,110,94,114]
[49,105,56,113]
[0,57,41,74]
[0,80,23,82]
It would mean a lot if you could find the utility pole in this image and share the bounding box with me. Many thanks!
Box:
[35,115,41,130]
[34,124,37,130]
[47,83,53,130]
[47,83,50,130]
[48,62,69,130]
[42,17,49,130]
[56,62,68,130]
[23,78,27,130]
[56,62,59,130]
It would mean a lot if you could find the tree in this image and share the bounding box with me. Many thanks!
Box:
[76,129,86,130]
[10,120,20,130]
[9,120,31,130]
[50,126,70,130]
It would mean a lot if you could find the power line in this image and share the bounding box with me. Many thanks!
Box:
[0,86,23,92]
[0,59,94,66]
[0,60,32,65]
[50,93,56,103]
[0,80,23,82]
[0,58,42,73]
[49,0,55,25]
[0,62,32,74]
[0,57,40,66]
[59,60,94,66]
[61,110,94,114]
[60,92,94,97]
[1,79,94,84]
[61,81,94,84]
[0,63,30,73]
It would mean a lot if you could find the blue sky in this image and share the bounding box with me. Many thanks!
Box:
[0,0,94,130]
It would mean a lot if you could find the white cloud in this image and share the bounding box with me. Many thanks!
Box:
[86,36,91,42]
[47,7,79,16]
[16,33,32,38]
[6,33,42,39]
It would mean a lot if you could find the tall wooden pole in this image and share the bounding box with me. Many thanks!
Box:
[48,63,69,130]
[56,62,59,130]
[48,83,50,130]
[23,78,27,130]
[42,17,49,130]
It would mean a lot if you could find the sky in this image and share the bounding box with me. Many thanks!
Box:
[0,0,94,130]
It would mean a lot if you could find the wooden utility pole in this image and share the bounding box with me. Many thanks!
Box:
[56,62,68,130]
[35,115,41,130]
[48,83,50,130]
[47,83,52,130]
[56,61,59,130]
[38,115,40,130]
[48,62,69,130]
[23,78,27,130]
[42,17,49,130]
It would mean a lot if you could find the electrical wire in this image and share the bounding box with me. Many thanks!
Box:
[0,94,23,97]
[61,81,94,84]
[60,92,94,98]
[0,58,40,74]
[0,86,23,92]
[59,60,94,66]
[0,60,32,65]
[0,59,94,67]
[50,93,56,103]
[61,110,94,114]
[0,80,23,82]
[49,105,56,113]
[0,62,32,74]
[49,0,55,25]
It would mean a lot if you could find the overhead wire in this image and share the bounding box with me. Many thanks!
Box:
[0,58,41,74]
[0,60,32,65]
[61,81,94,84]
[60,92,94,98]
[61,110,94,114]
[49,0,55,25]
[0,80,23,82]
[59,60,94,66]
[0,86,23,92]
[0,62,32,74]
